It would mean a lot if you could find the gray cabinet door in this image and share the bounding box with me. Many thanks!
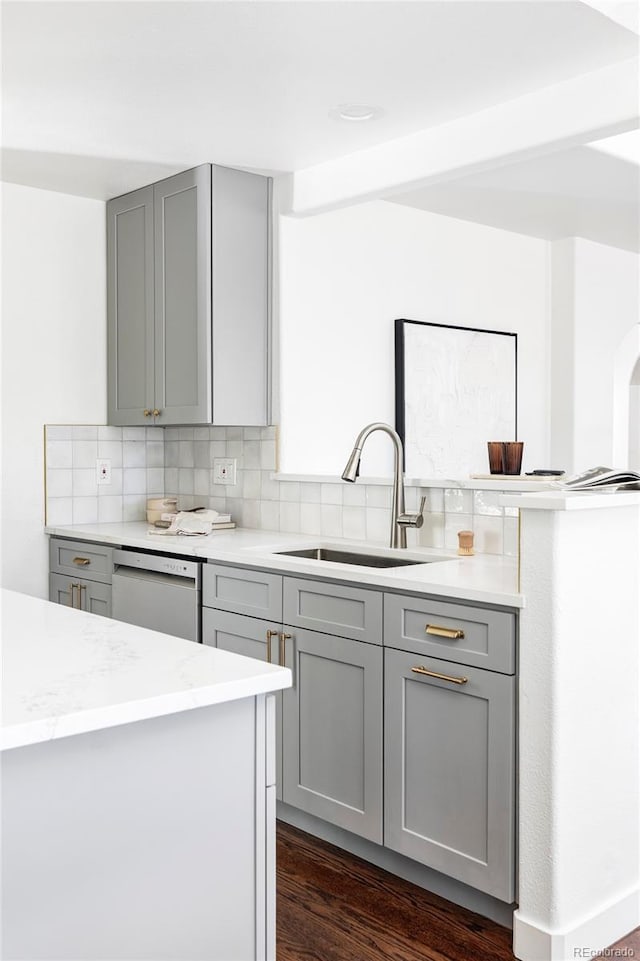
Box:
[384,648,515,902]
[281,628,383,843]
[202,608,284,801]
[107,186,155,426]
[49,574,112,618]
[153,166,212,426]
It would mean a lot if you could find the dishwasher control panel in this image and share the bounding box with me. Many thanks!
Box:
[112,549,200,581]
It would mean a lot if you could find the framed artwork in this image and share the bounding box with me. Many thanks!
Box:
[395,319,518,478]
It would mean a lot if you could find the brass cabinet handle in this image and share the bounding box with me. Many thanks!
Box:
[153,409,161,417]
[69,582,79,608]
[425,623,464,640]
[411,666,468,685]
[73,557,91,566]
[143,409,151,417]
[266,629,279,664]
[279,633,292,667]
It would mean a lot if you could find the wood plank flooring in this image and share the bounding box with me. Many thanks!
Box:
[276,821,640,961]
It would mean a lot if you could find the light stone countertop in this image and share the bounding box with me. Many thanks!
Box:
[1,589,291,752]
[45,522,523,607]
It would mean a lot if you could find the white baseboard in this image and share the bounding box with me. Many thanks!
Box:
[513,887,640,961]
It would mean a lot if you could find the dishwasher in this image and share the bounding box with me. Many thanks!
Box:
[112,548,202,642]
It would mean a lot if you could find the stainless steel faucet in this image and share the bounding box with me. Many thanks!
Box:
[341,422,426,548]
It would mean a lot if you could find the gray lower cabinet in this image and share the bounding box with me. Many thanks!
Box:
[49,537,113,618]
[202,607,284,799]
[107,163,270,427]
[49,572,112,618]
[281,628,383,843]
[384,647,516,902]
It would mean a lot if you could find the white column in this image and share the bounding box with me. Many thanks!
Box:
[504,491,640,961]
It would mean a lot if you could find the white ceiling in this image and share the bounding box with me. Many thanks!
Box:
[1,1,638,199]
[388,130,640,252]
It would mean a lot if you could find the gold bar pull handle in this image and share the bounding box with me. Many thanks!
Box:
[266,630,279,664]
[69,582,79,608]
[411,666,468,685]
[279,633,292,667]
[425,623,464,640]
[73,557,91,567]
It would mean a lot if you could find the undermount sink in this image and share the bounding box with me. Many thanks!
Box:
[274,547,432,568]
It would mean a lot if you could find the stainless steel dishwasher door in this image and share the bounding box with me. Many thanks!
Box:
[112,549,201,642]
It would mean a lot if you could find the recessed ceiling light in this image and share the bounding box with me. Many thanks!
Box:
[332,103,382,122]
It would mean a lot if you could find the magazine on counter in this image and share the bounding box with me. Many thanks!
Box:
[552,466,640,491]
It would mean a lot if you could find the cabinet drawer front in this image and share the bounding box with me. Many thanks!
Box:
[202,608,280,664]
[384,648,515,902]
[49,574,112,618]
[203,564,282,620]
[282,628,383,843]
[49,538,113,584]
[384,593,515,674]
[283,577,382,644]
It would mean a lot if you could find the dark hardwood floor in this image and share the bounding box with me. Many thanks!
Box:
[276,822,640,961]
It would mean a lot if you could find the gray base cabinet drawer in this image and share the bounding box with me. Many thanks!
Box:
[384,593,515,674]
[283,577,382,644]
[203,564,282,620]
[384,648,515,902]
[282,628,383,843]
[49,573,112,618]
[49,538,113,585]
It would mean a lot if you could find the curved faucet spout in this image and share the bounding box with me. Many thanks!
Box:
[341,422,407,548]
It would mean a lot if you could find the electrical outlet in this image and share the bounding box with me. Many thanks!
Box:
[96,459,111,485]
[213,458,237,485]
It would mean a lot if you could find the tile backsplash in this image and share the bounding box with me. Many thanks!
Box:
[45,424,518,556]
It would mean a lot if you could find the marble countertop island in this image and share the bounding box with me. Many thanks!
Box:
[1,588,291,751]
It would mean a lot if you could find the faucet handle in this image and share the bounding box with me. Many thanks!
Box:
[397,495,427,530]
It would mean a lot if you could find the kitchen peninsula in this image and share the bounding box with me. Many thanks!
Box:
[1,589,291,961]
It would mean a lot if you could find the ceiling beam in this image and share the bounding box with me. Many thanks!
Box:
[287,57,639,217]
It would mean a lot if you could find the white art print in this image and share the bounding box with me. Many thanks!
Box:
[396,320,517,478]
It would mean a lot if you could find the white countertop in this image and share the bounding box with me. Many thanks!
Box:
[1,589,291,752]
[44,522,523,607]
[500,489,640,511]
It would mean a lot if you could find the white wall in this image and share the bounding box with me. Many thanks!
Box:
[278,200,550,477]
[1,183,106,598]
[550,237,640,472]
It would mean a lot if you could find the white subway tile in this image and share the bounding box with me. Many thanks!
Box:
[300,503,322,535]
[504,516,520,556]
[193,469,210,497]
[426,488,444,513]
[261,472,280,501]
[98,426,122,441]
[46,441,72,469]
[146,442,165,468]
[321,504,342,538]
[165,428,181,442]
[178,428,195,441]
[473,490,503,516]
[72,440,98,469]
[366,485,392,509]
[260,500,280,531]
[417,512,445,549]
[243,441,261,469]
[98,496,123,523]
[73,469,98,497]
[164,468,178,494]
[473,516,504,555]
[178,470,194,495]
[209,427,226,441]
[261,440,277,470]
[243,470,261,500]
[47,469,72,498]
[210,441,226,462]
[242,500,260,529]
[366,507,390,544]
[444,513,473,550]
[321,483,343,505]
[280,502,301,533]
[300,483,321,503]
[123,442,146,469]
[97,440,123,467]
[226,427,243,441]
[73,497,99,524]
[72,425,98,440]
[123,495,146,522]
[444,489,473,514]
[146,468,164,493]
[46,497,73,526]
[123,427,146,441]
[343,507,366,541]
[179,441,195,467]
[243,427,262,440]
[226,441,243,461]
[165,442,180,467]
[279,482,301,502]
[194,427,210,441]
[342,484,366,507]
[145,427,164,441]
[46,425,73,441]
[123,468,147,495]
[209,496,227,513]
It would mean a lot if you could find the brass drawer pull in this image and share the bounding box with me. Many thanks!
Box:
[411,666,468,685]
[73,557,91,566]
[425,623,464,640]
[266,629,279,663]
[279,633,292,667]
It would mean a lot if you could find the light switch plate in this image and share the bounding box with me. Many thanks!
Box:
[213,458,237,485]
[96,459,111,485]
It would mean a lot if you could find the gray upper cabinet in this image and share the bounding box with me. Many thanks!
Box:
[107,164,270,427]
